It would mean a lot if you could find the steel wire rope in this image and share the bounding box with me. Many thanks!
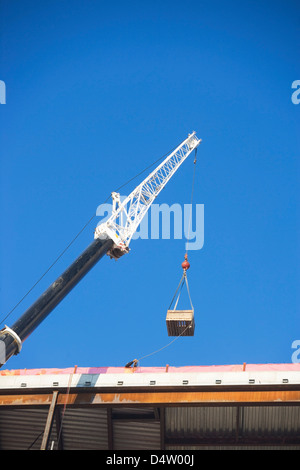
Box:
[184,273,194,310]
[135,323,192,364]
[27,365,77,450]
[56,365,77,449]
[0,143,178,327]
[168,272,186,310]
[129,272,194,367]
[168,146,198,312]
[185,147,198,254]
[27,430,44,450]
[168,272,194,312]
[125,148,198,367]
[0,213,96,326]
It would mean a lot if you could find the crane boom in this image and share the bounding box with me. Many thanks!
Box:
[95,132,201,259]
[0,132,201,367]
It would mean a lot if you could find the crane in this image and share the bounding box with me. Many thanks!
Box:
[0,132,201,367]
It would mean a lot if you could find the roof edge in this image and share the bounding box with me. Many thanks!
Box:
[1,363,300,376]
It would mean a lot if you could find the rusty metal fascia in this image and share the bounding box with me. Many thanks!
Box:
[0,388,300,407]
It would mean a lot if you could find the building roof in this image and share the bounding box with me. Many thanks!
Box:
[0,363,300,450]
[1,362,300,375]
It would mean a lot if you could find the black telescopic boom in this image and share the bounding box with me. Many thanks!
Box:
[0,236,113,367]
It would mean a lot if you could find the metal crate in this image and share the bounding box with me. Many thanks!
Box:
[166,309,195,336]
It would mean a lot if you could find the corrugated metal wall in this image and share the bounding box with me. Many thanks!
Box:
[166,406,236,438]
[57,408,108,450]
[241,406,300,437]
[1,404,300,449]
[0,409,48,450]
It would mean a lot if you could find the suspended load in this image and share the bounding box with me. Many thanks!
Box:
[166,254,195,337]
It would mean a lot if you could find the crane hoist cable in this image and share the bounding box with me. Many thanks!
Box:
[186,146,198,254]
[165,147,198,337]
[124,147,199,367]
[165,145,198,324]
[169,144,198,312]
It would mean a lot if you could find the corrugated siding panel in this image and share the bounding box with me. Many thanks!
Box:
[58,408,108,450]
[166,406,236,437]
[241,406,300,437]
[113,420,161,450]
[0,399,299,449]
[0,409,48,450]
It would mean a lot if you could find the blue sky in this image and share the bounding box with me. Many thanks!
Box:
[0,0,299,370]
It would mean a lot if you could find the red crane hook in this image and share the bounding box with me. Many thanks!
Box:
[181,253,190,272]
